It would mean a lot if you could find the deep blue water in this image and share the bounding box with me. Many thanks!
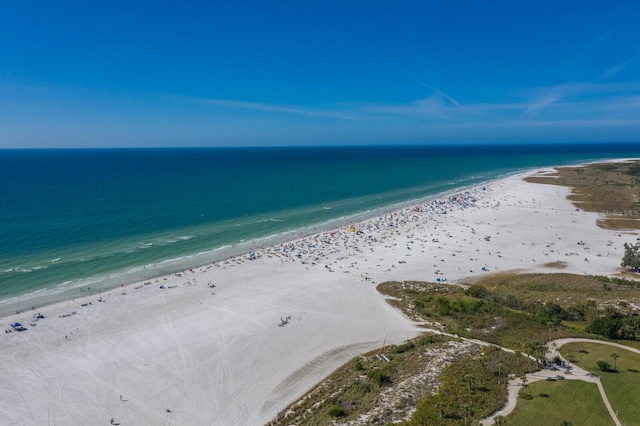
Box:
[1,143,639,312]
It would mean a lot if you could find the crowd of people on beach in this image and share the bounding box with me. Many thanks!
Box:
[242,188,484,277]
[7,176,621,337]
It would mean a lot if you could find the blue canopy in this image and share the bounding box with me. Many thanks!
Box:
[10,322,22,327]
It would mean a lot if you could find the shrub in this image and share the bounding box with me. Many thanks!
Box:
[596,360,611,372]
[328,406,348,418]
[586,317,622,339]
[465,285,489,299]
[626,162,640,176]
[418,335,434,346]
[393,342,416,354]
[367,369,391,386]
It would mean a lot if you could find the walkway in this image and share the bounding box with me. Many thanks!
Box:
[481,338,640,426]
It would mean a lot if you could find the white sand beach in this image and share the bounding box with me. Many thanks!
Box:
[1,167,638,425]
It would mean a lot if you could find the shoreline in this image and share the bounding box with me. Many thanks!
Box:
[0,168,523,317]
[3,156,636,317]
[2,160,640,425]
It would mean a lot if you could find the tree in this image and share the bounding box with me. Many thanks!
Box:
[611,352,620,372]
[493,415,506,425]
[496,362,504,385]
[596,360,611,372]
[621,242,640,271]
[521,376,528,397]
[587,317,622,339]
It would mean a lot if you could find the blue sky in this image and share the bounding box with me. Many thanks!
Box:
[1,1,639,147]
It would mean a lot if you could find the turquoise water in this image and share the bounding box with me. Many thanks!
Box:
[1,144,639,313]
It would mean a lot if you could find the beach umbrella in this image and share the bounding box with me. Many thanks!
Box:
[10,322,22,328]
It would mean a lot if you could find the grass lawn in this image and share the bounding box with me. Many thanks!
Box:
[560,342,640,426]
[506,380,614,425]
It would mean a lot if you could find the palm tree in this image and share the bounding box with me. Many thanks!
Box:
[611,352,620,371]
[521,375,529,397]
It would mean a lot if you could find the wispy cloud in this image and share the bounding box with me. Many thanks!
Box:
[420,85,461,107]
[597,63,626,81]
[595,55,639,81]
[523,94,561,117]
[168,94,355,120]
[523,55,640,116]
[169,78,640,130]
[350,86,474,119]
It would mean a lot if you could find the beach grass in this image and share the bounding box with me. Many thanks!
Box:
[268,334,530,426]
[267,334,465,425]
[560,342,640,425]
[467,273,640,312]
[378,280,559,349]
[525,160,640,229]
[381,271,640,342]
[378,273,640,350]
[505,380,614,425]
[270,272,640,425]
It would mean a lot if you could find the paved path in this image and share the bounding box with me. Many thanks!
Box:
[480,338,640,426]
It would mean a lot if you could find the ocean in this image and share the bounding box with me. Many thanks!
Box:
[1,143,639,315]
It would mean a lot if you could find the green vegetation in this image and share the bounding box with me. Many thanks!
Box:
[506,380,614,425]
[524,160,640,230]
[626,162,640,176]
[560,342,640,425]
[377,274,640,424]
[268,334,459,425]
[622,242,640,272]
[270,273,640,425]
[467,274,640,342]
[406,347,529,425]
[269,332,530,425]
[381,280,565,350]
[379,274,640,349]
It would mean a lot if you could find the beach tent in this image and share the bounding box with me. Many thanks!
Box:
[10,322,22,328]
